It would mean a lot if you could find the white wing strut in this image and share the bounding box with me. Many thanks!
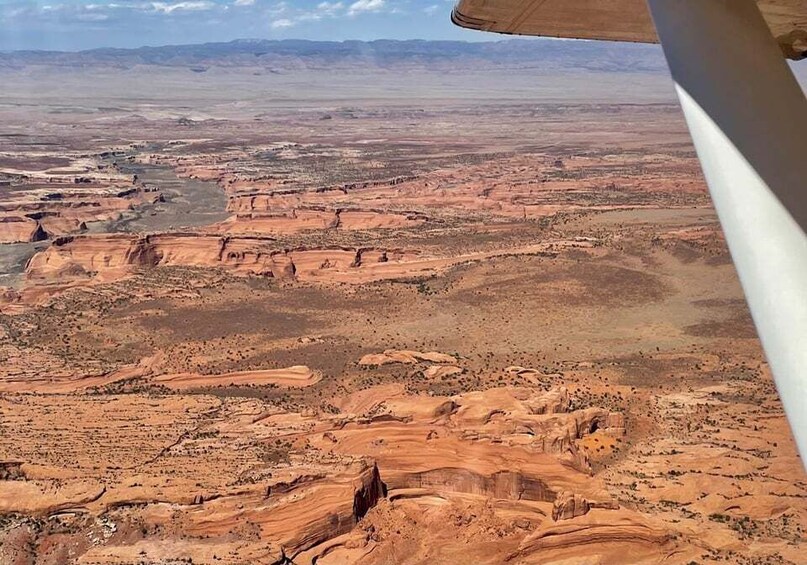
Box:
[646,0,807,464]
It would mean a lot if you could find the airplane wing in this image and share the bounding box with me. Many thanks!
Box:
[452,0,807,59]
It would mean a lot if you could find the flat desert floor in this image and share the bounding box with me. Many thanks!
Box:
[0,60,805,565]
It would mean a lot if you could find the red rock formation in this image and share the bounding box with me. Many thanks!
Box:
[552,490,591,520]
[514,510,673,556]
[0,216,48,243]
[152,365,322,389]
[359,350,458,366]
[24,234,423,285]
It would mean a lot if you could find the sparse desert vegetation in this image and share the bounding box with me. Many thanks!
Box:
[0,41,804,565]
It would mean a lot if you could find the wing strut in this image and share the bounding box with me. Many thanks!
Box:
[646,0,807,464]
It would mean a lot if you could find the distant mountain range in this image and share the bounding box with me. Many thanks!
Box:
[0,38,668,73]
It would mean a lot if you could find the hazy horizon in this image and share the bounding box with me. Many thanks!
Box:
[1,35,556,54]
[1,0,482,51]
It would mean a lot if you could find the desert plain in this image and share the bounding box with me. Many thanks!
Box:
[0,40,805,564]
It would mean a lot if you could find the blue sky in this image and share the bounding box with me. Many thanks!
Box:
[0,0,483,50]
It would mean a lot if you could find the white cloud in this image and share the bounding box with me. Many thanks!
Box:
[149,1,215,14]
[347,0,384,16]
[270,17,293,28]
[77,12,111,21]
[0,0,226,27]
[264,1,288,16]
[315,1,344,17]
[294,2,342,22]
[233,0,255,6]
[423,4,439,15]
[265,1,350,28]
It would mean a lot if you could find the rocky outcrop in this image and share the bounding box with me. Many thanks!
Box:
[448,387,623,467]
[352,464,387,522]
[313,386,624,521]
[0,216,48,243]
[358,349,457,366]
[552,490,591,521]
[18,234,590,304]
[216,207,425,235]
[399,468,556,503]
[603,411,627,435]
[152,365,322,389]
[0,163,158,244]
[423,365,463,379]
[249,461,389,560]
[514,511,673,556]
[24,233,421,284]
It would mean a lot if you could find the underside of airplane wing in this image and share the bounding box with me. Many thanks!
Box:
[452,0,807,60]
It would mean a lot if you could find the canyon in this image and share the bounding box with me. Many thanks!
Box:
[0,41,804,565]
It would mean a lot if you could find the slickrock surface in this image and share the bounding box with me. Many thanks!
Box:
[358,350,458,366]
[1,59,804,565]
[152,365,321,389]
